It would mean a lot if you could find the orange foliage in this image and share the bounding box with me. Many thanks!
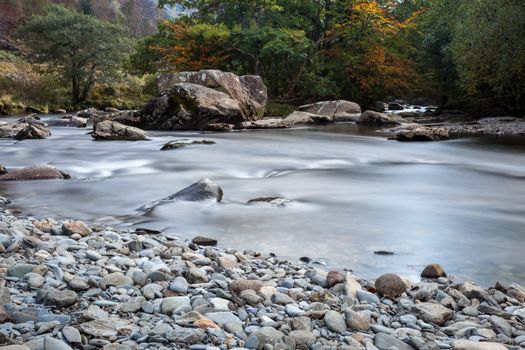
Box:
[151,22,230,71]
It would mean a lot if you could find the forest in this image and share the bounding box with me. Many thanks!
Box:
[1,0,524,116]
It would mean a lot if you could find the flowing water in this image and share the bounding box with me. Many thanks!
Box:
[2,116,525,285]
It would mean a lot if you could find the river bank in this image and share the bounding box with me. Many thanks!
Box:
[0,195,524,350]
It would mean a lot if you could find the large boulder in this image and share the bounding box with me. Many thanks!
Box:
[296,100,361,122]
[356,110,405,126]
[14,124,51,140]
[92,121,148,141]
[156,69,267,118]
[0,165,70,181]
[130,70,267,130]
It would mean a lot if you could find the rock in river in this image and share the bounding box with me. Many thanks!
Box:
[92,120,148,141]
[0,165,70,181]
[392,125,449,141]
[161,139,215,150]
[128,70,268,130]
[166,178,223,202]
[356,110,404,126]
[14,124,51,140]
[294,100,362,122]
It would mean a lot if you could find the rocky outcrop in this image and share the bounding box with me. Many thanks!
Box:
[14,124,51,140]
[92,121,148,141]
[283,100,361,125]
[0,165,70,181]
[296,100,362,122]
[156,70,267,118]
[356,110,405,126]
[130,70,267,130]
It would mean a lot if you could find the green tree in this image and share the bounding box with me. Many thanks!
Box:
[450,0,525,112]
[18,5,132,104]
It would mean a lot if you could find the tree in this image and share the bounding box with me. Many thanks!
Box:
[450,0,525,112]
[18,5,132,104]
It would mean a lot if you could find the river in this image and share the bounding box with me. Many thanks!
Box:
[1,116,525,286]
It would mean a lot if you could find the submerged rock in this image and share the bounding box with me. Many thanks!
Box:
[247,196,292,207]
[161,139,215,151]
[0,165,70,181]
[92,120,148,141]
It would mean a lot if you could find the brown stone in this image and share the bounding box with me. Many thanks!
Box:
[0,165,70,181]
[421,264,447,278]
[375,273,406,299]
[326,271,345,288]
[194,318,219,329]
[62,220,92,237]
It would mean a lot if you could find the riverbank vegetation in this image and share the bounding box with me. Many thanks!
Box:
[1,0,524,115]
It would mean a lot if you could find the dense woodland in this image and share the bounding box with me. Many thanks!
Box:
[0,0,524,116]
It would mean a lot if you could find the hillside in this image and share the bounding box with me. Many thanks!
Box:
[0,0,178,38]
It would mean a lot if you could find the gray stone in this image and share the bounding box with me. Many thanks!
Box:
[345,309,370,331]
[324,310,346,333]
[374,333,415,350]
[161,296,191,315]
[62,326,82,344]
[411,302,453,326]
[7,263,36,278]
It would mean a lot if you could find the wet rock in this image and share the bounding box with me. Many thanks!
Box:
[392,125,450,141]
[283,111,334,125]
[357,110,404,126]
[168,178,223,202]
[92,121,148,141]
[206,123,235,131]
[14,124,50,140]
[375,273,406,299]
[161,139,215,150]
[247,196,292,207]
[421,263,447,278]
[62,220,92,237]
[0,165,70,181]
[388,103,405,110]
[192,236,218,246]
[411,302,454,325]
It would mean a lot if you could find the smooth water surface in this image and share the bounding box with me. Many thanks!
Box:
[2,116,525,285]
